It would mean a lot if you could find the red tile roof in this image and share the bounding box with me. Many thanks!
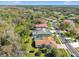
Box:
[35,37,57,48]
[35,24,48,28]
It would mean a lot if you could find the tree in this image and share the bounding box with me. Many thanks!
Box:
[45,48,57,57]
[58,15,65,21]
[47,21,52,29]
[35,49,45,57]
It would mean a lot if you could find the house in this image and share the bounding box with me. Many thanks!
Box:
[32,23,55,48]
[35,36,57,48]
[45,18,53,22]
[32,30,52,40]
[63,19,75,29]
[34,24,48,28]
[32,23,51,36]
[62,19,75,31]
[34,24,48,31]
[63,19,74,25]
[68,17,76,20]
[32,30,52,37]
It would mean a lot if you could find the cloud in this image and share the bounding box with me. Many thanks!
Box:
[13,1,21,4]
[6,1,21,5]
[64,1,72,5]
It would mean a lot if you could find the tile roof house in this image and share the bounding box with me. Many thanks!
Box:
[34,24,48,28]
[35,36,57,48]
[32,23,55,48]
[63,19,75,30]
[63,19,74,25]
[33,23,52,36]
[62,20,75,31]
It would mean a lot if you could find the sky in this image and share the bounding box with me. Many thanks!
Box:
[0,1,79,5]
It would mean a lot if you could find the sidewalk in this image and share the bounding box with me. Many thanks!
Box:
[57,42,79,49]
[57,44,67,49]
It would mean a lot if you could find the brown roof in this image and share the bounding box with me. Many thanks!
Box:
[35,36,57,48]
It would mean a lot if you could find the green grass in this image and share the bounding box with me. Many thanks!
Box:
[54,35,71,57]
[75,47,79,52]
[55,34,63,44]
[55,36,62,44]
[56,49,71,57]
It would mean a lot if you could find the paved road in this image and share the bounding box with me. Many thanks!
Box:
[66,43,79,56]
[52,20,79,57]
[60,34,79,57]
